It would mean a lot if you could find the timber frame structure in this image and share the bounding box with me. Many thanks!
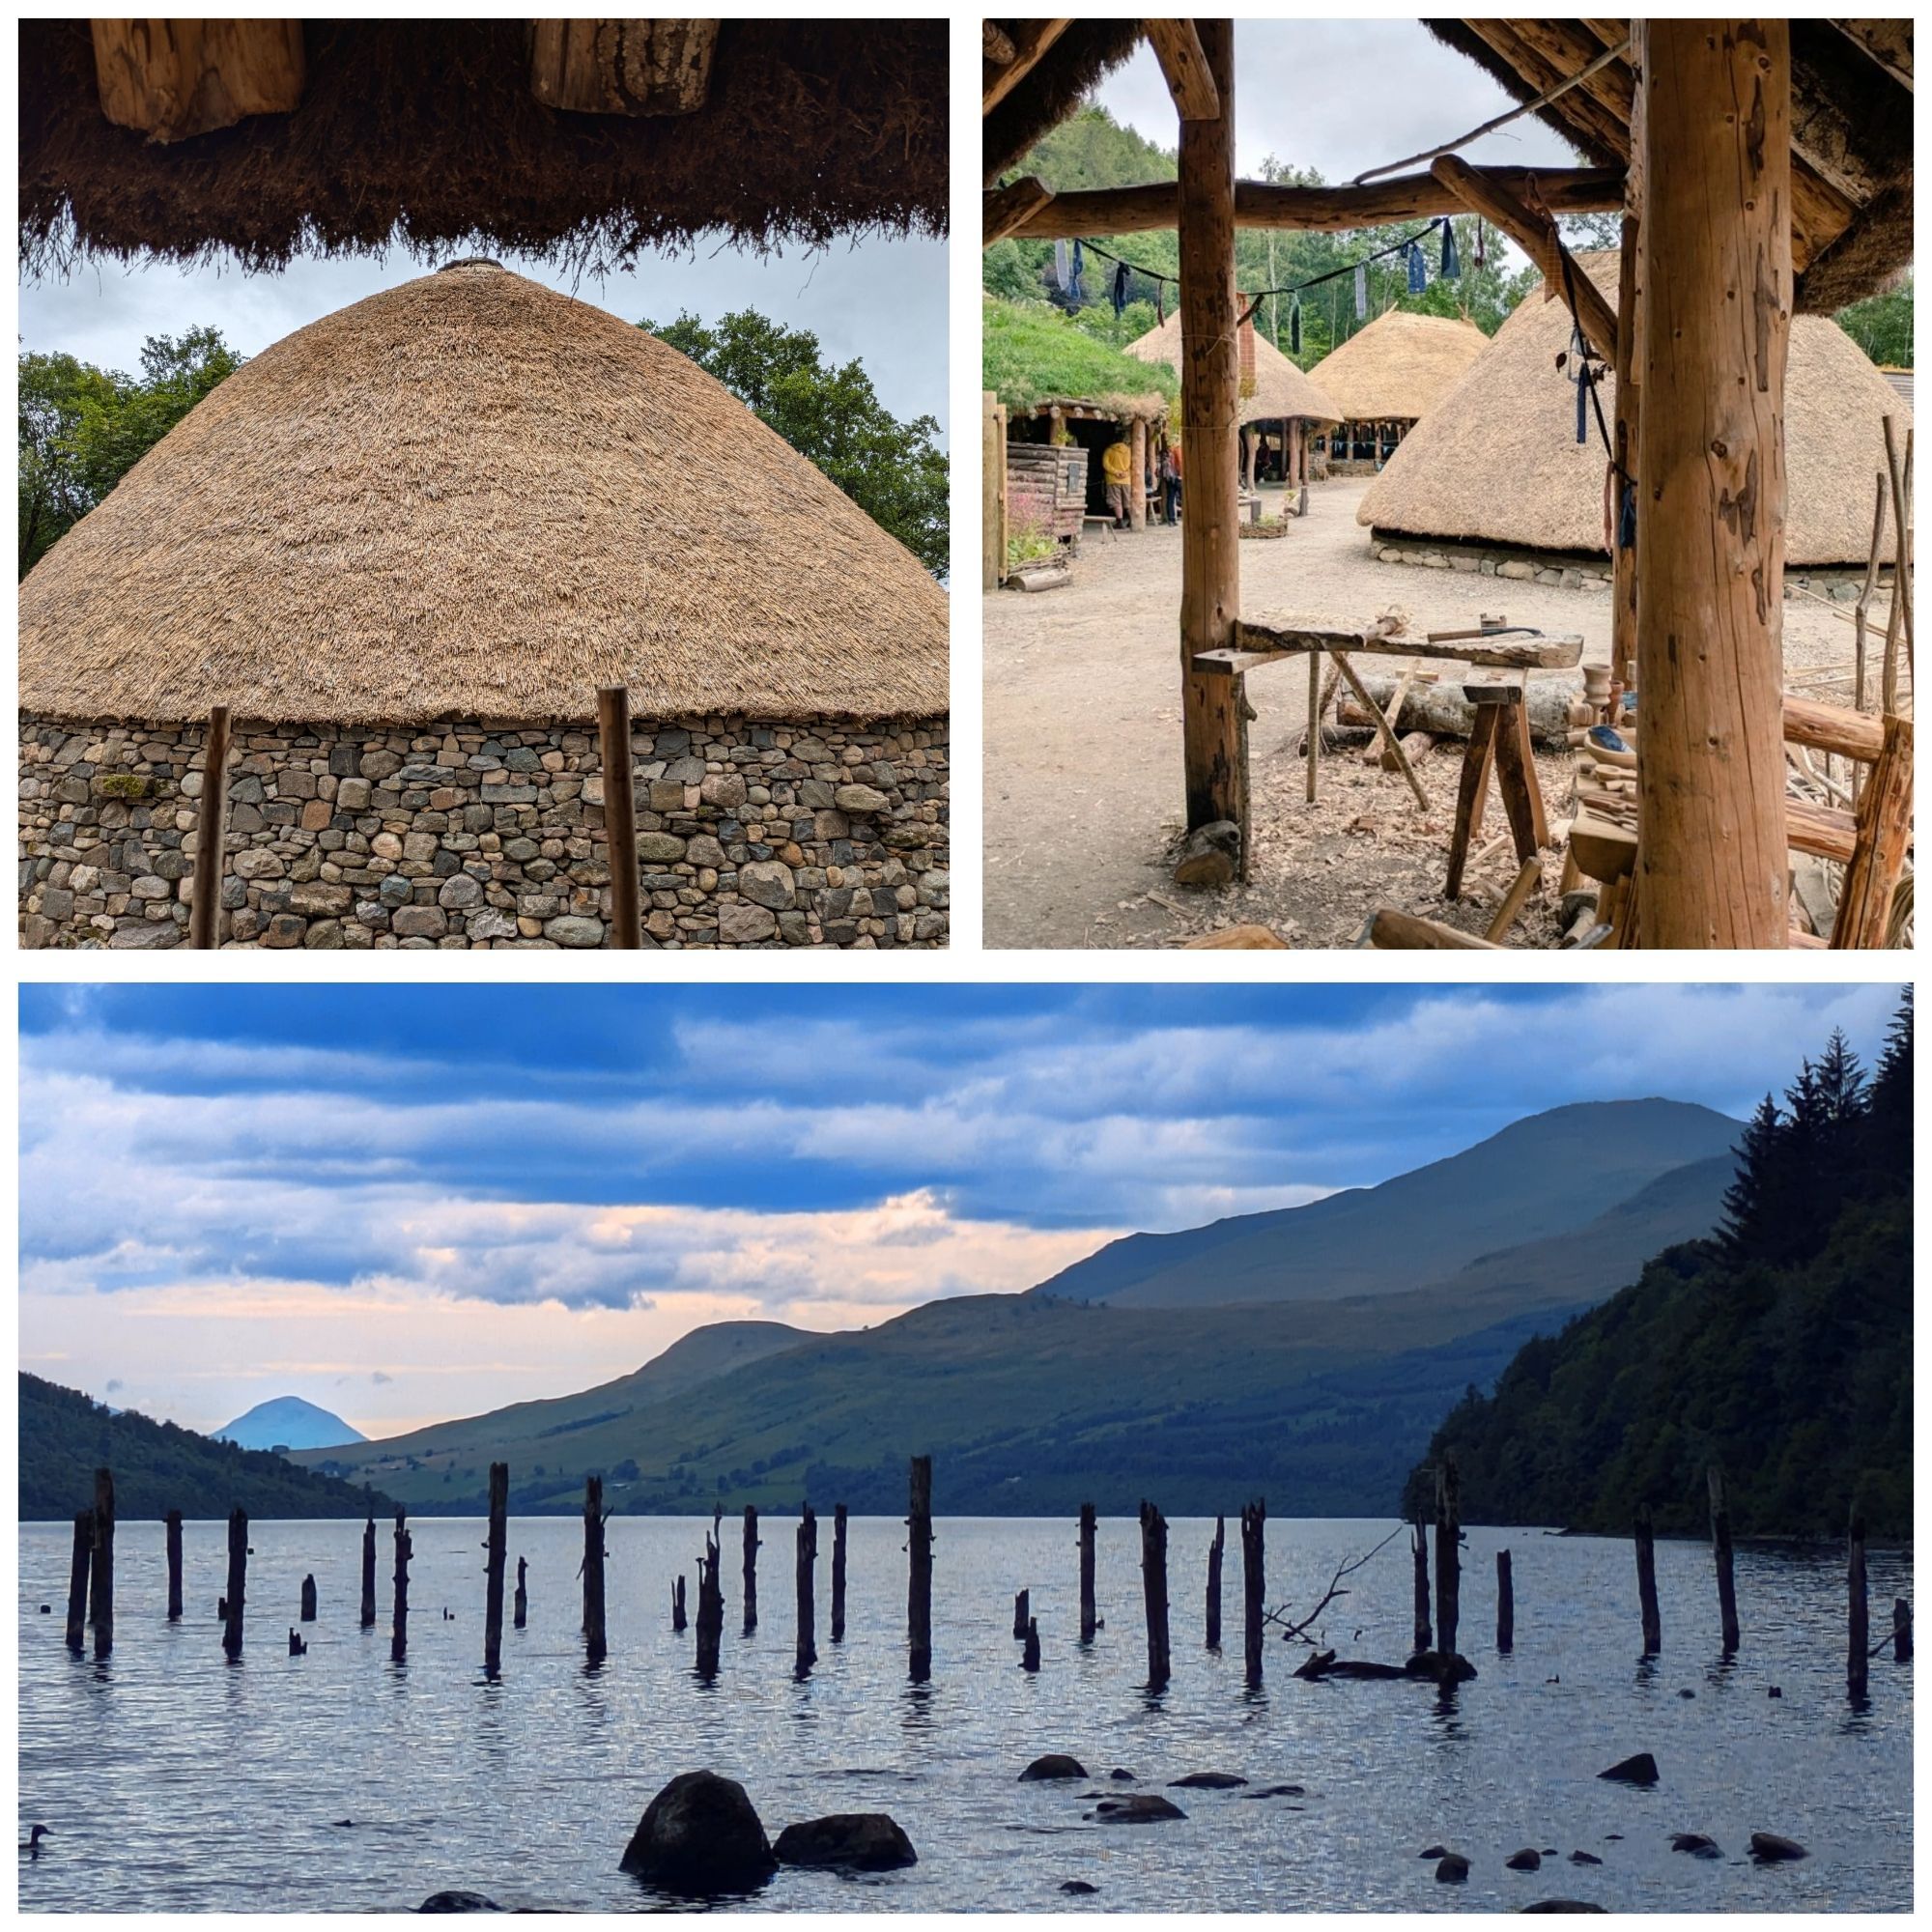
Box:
[984,18,1915,948]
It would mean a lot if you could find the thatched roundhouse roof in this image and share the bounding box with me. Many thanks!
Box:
[984,20,1145,184]
[1357,253,1914,567]
[1125,312,1344,426]
[23,19,947,272]
[1305,310,1488,425]
[19,263,950,727]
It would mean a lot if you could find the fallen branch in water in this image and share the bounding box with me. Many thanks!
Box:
[1261,1523,1407,1645]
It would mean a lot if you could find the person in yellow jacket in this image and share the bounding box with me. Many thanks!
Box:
[1101,435,1134,528]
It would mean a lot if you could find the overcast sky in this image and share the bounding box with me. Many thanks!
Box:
[19,982,1898,1440]
[19,231,950,441]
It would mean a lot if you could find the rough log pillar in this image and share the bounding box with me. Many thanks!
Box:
[596,684,641,949]
[1239,1499,1265,1687]
[907,1455,933,1682]
[65,1510,93,1653]
[1022,1615,1041,1671]
[671,1573,687,1632]
[188,704,232,950]
[1435,1459,1461,1660]
[795,1504,817,1677]
[831,1503,848,1642]
[1495,1548,1514,1653]
[359,1515,377,1629]
[1079,1502,1098,1644]
[1205,1513,1224,1649]
[1611,47,1644,694]
[742,1504,760,1635]
[1177,18,1247,870]
[1709,1466,1741,1654]
[1847,1511,1868,1699]
[165,1509,184,1622]
[1012,1586,1031,1641]
[299,1574,317,1623]
[224,1508,248,1660]
[1892,1597,1911,1663]
[1130,415,1148,531]
[514,1555,528,1631]
[389,1509,411,1663]
[695,1537,723,1676]
[1140,1499,1171,1691]
[484,1461,508,1677]
[89,1467,115,1660]
[1634,1506,1662,1656]
[582,1477,607,1664]
[1632,19,1793,948]
[1411,1519,1432,1655]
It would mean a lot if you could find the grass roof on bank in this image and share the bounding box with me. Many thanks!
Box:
[19,264,950,726]
[22,19,948,272]
[984,297,1174,420]
[1126,311,1344,426]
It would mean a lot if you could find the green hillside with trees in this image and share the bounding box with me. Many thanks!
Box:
[1405,995,1912,1540]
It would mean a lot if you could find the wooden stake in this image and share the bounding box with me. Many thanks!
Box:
[1708,1467,1740,1654]
[795,1504,818,1677]
[596,685,641,949]
[907,1455,933,1683]
[1411,1520,1432,1654]
[165,1509,184,1622]
[1495,1548,1514,1653]
[65,1510,92,1653]
[1079,1501,1098,1644]
[188,704,232,950]
[89,1467,115,1660]
[695,1535,724,1677]
[1012,1587,1031,1641]
[1140,1500,1171,1691]
[1632,20,1793,948]
[359,1515,376,1629]
[671,1573,686,1632]
[1306,650,1322,803]
[514,1556,528,1631]
[582,1477,608,1664]
[224,1508,248,1661]
[1485,856,1544,944]
[1831,715,1913,948]
[1435,1459,1461,1661]
[1892,1597,1911,1663]
[1239,1499,1265,1688]
[299,1574,317,1623]
[483,1462,508,1677]
[1022,1615,1041,1672]
[1634,1506,1662,1657]
[389,1509,410,1663]
[1847,1510,1868,1699]
[742,1504,759,1635]
[1205,1513,1224,1650]
[831,1504,848,1642]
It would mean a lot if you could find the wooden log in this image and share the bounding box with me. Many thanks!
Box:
[91,20,304,142]
[1305,649,1322,803]
[1147,19,1219,120]
[1178,20,1247,869]
[165,1509,184,1622]
[1332,652,1428,810]
[224,1508,248,1661]
[1831,715,1913,948]
[695,1536,724,1677]
[1485,691,1546,862]
[483,1462,508,1676]
[981,20,1016,64]
[1485,857,1544,943]
[1129,414,1148,533]
[1434,1459,1461,1662]
[1634,1507,1662,1657]
[1708,1467,1741,1654]
[389,1509,410,1663]
[188,704,232,950]
[583,1478,608,1664]
[742,1504,760,1635]
[359,1515,376,1629]
[1240,1499,1265,1688]
[1012,1586,1031,1641]
[89,1467,115,1660]
[528,20,718,116]
[1365,908,1501,951]
[1611,202,1642,689]
[596,685,641,949]
[983,177,1054,249]
[795,1504,818,1677]
[983,19,1070,114]
[1786,797,1858,866]
[1892,1597,1911,1664]
[1847,1509,1869,1699]
[1022,1615,1041,1672]
[65,1510,92,1653]
[832,1503,848,1643]
[1205,1513,1224,1650]
[1880,417,1913,711]
[1495,1548,1514,1653]
[1632,21,1793,949]
[1445,702,1504,901]
[1079,1501,1098,1644]
[1784,695,1886,764]
[514,1555,528,1632]
[299,1574,317,1623]
[671,1573,686,1633]
[1337,677,1575,745]
[1237,617,1582,671]
[907,1455,933,1682]
[1140,1500,1171,1692]
[1411,1520,1432,1655]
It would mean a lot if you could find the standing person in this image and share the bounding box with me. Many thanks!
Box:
[1101,433,1133,530]
[1161,439,1183,526]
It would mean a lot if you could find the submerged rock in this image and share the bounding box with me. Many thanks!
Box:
[1520,1901,1606,1913]
[1597,1753,1659,1786]
[1420,1845,1450,1860]
[773,1814,916,1872]
[1107,1769,1137,1783]
[1406,1650,1479,1684]
[619,1771,776,1894]
[1568,1851,1603,1866]
[1670,1833,1721,1860]
[1169,1772,1246,1790]
[1749,1833,1808,1863]
[1506,1850,1543,1871]
[1239,1784,1305,1800]
[1060,1880,1099,1895]
[1087,1795,1185,1825]
[1020,1754,1088,1782]
[1435,1854,1470,1883]
[416,1893,503,1913]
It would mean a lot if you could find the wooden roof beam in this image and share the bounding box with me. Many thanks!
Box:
[1833,18,1912,91]
[91,20,304,143]
[984,19,1071,116]
[528,21,719,117]
[984,175,1054,247]
[1145,20,1220,122]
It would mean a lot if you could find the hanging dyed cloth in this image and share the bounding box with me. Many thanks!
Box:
[1474,218,1486,270]
[1618,479,1637,552]
[1570,325,1589,444]
[1069,239,1087,304]
[1154,283,1166,327]
[1439,218,1460,281]
[1289,296,1302,355]
[1406,242,1426,295]
[1111,259,1130,318]
[1052,239,1070,294]
[1353,262,1368,320]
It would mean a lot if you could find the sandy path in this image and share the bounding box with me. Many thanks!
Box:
[983,476,1860,950]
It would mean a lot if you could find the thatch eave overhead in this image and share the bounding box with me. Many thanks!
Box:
[983,19,1146,184]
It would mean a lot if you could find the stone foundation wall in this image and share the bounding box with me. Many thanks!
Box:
[20,713,948,950]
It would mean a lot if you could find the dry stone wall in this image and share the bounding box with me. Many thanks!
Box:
[19,714,948,950]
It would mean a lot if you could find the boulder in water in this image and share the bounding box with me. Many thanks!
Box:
[1670,1833,1720,1859]
[774,1814,916,1872]
[416,1893,503,1913]
[1107,1768,1137,1782]
[1749,1833,1807,1863]
[620,1771,776,1894]
[1419,1844,1449,1860]
[1520,1901,1606,1913]
[1087,1794,1185,1825]
[1506,1850,1543,1871]
[1169,1772,1246,1790]
[1020,1754,1088,1782]
[1435,1854,1470,1883]
[1568,1852,1602,1866]
[1597,1753,1659,1786]
[1405,1650,1478,1684]
[1060,1880,1099,1895]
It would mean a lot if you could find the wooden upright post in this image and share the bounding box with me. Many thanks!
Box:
[795,1504,818,1676]
[1411,1520,1432,1655]
[299,1574,317,1623]
[1079,1502,1098,1644]
[1205,1513,1224,1650]
[1495,1548,1514,1653]
[831,1503,848,1642]
[1847,1511,1869,1699]
[89,1467,115,1660]
[223,1508,248,1660]
[671,1573,686,1632]
[1631,20,1793,948]
[359,1515,377,1629]
[483,1461,508,1676]
[1708,1467,1741,1654]
[1012,1587,1031,1640]
[1634,1507,1662,1657]
[742,1504,759,1635]
[1435,1460,1461,1660]
[1177,18,1247,871]
[389,1509,411,1663]
[695,1535,724,1676]
[1892,1598,1911,1663]
[1239,1499,1265,1687]
[1831,715,1914,948]
[1129,415,1148,531]
[1140,1499,1171,1692]
[65,1511,93,1652]
[596,684,641,949]
[582,1477,607,1664]
[188,704,232,950]
[165,1509,184,1622]
[514,1555,528,1631]
[907,1456,933,1683]
[1022,1615,1041,1671]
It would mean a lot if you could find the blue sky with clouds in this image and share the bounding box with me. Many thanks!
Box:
[19,983,1900,1435]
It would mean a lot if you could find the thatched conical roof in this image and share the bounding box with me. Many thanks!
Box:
[1358,253,1914,567]
[1305,309,1488,424]
[1124,312,1343,425]
[19,263,949,726]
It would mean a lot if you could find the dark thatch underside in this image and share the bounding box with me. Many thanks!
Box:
[984,20,1145,184]
[22,18,947,273]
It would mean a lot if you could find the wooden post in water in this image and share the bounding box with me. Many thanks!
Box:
[1434,1459,1460,1660]
[742,1505,760,1635]
[1707,1466,1740,1654]
[582,1477,607,1664]
[188,703,232,950]
[1893,1598,1911,1664]
[65,1510,93,1652]
[831,1503,848,1642]
[1079,1502,1098,1644]
[1495,1548,1514,1654]
[907,1455,933,1683]
[483,1462,508,1676]
[1847,1511,1869,1699]
[1205,1514,1224,1650]
[671,1574,686,1632]
[1012,1587,1031,1640]
[223,1508,248,1660]
[1634,1507,1662,1656]
[299,1574,317,1623]
[695,1536,724,1677]
[1022,1615,1040,1672]
[513,1555,527,1631]
[360,1515,377,1629]
[165,1510,184,1622]
[596,683,641,949]
[89,1467,115,1659]
[1239,1499,1265,1688]
[795,1503,817,1676]
[389,1509,410,1663]
[1140,1499,1171,1692]
[1411,1520,1432,1655]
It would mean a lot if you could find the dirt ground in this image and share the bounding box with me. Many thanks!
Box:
[983,475,1862,950]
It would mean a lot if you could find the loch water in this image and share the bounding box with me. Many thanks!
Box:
[17,1515,1911,1912]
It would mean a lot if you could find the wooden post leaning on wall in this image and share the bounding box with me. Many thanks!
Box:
[1140,1499,1171,1692]
[1631,20,1793,948]
[582,1477,608,1664]
[595,685,641,949]
[224,1508,248,1660]
[188,704,232,950]
[1079,1501,1098,1644]
[66,1510,93,1653]
[907,1455,934,1683]
[89,1467,115,1660]
[1708,1467,1741,1654]
[165,1508,184,1622]
[1634,1506,1662,1657]
[390,1509,411,1663]
[831,1503,848,1643]
[1239,1499,1265,1688]
[360,1515,377,1629]
[1435,1459,1461,1661]
[1176,18,1248,872]
[483,1461,508,1677]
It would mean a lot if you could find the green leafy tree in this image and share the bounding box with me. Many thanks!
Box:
[1836,275,1914,367]
[640,308,949,579]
